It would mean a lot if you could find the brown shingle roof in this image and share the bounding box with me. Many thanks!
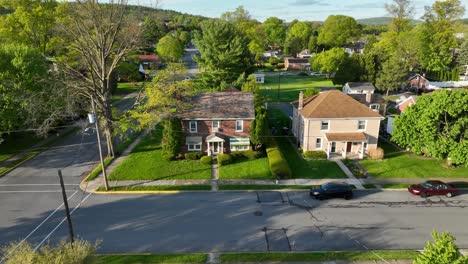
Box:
[292,90,383,118]
[138,54,160,61]
[178,92,255,120]
[326,132,367,141]
[346,82,375,91]
[286,58,309,64]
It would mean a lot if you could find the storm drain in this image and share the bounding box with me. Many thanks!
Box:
[264,228,291,251]
[256,191,285,204]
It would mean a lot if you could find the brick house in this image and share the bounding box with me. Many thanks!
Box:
[408,74,429,91]
[291,90,384,159]
[177,90,254,156]
[397,95,418,113]
[138,54,161,70]
[284,58,310,71]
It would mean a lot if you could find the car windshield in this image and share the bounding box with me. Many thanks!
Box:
[421,182,433,189]
[321,183,342,191]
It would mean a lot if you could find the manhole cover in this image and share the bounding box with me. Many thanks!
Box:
[254,211,263,216]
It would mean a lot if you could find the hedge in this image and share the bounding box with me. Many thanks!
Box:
[265,137,292,179]
[200,156,212,165]
[185,151,204,160]
[304,150,327,160]
[217,154,233,166]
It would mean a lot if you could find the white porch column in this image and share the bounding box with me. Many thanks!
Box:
[326,142,330,159]
[359,141,364,159]
[342,141,347,159]
[207,142,211,156]
[221,142,224,154]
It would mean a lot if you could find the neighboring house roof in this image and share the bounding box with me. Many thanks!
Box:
[397,96,418,106]
[345,82,375,91]
[299,49,311,54]
[138,54,160,61]
[408,73,429,82]
[349,93,386,104]
[285,58,309,64]
[178,91,255,120]
[292,90,383,119]
[325,132,367,141]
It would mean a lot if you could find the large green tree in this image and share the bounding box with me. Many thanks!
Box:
[263,17,286,48]
[420,0,465,71]
[157,34,184,62]
[385,0,413,33]
[333,54,364,85]
[193,19,251,91]
[317,15,360,47]
[392,90,468,166]
[311,47,348,78]
[286,21,311,52]
[375,56,407,95]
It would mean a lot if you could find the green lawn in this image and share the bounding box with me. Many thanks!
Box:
[108,127,211,181]
[111,82,144,102]
[97,185,211,191]
[260,76,339,102]
[359,140,468,178]
[219,184,310,190]
[276,137,347,179]
[0,132,42,163]
[93,254,206,264]
[219,157,273,179]
[220,251,419,263]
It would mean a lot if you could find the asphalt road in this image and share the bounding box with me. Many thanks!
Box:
[0,96,136,260]
[2,190,467,257]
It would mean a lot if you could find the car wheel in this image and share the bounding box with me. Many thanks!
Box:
[420,192,428,198]
[344,194,352,200]
[446,192,453,198]
[316,195,323,200]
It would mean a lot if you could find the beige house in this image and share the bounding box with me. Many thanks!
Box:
[291,90,384,159]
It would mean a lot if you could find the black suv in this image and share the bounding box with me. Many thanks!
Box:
[310,182,353,200]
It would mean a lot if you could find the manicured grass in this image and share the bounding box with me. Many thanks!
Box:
[97,185,211,191]
[220,251,419,262]
[219,184,311,190]
[359,140,468,178]
[0,132,43,163]
[260,76,339,102]
[93,253,206,264]
[108,126,211,181]
[111,82,144,102]
[219,157,274,179]
[276,137,347,179]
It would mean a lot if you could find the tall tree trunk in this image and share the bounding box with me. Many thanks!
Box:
[102,104,115,158]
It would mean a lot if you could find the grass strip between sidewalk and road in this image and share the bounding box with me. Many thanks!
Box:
[96,185,212,192]
[219,184,311,190]
[93,253,206,264]
[220,250,419,262]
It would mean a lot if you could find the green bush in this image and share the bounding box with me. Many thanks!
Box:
[217,154,232,166]
[200,156,212,165]
[266,147,292,179]
[185,151,204,160]
[241,150,261,160]
[303,150,327,159]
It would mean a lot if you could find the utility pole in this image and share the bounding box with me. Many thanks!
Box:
[277,72,281,100]
[90,97,109,191]
[58,169,74,244]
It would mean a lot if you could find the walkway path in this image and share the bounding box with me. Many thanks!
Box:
[334,160,365,190]
[211,157,219,191]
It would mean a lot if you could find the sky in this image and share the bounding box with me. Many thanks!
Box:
[141,0,468,22]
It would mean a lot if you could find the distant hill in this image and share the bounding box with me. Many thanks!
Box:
[357,16,422,25]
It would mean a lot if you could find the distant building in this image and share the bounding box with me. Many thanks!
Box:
[284,58,310,71]
[253,73,265,83]
[138,54,161,70]
[343,41,366,55]
[297,49,312,59]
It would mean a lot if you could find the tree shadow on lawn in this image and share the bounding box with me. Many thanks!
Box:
[370,163,417,177]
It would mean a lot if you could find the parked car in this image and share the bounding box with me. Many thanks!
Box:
[310,182,353,200]
[408,180,458,198]
[309,72,321,76]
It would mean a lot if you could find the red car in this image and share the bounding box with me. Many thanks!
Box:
[408,180,458,198]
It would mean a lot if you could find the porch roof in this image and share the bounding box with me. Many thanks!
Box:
[206,134,225,143]
[325,132,366,142]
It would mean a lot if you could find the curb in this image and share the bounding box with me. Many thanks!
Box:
[94,190,181,194]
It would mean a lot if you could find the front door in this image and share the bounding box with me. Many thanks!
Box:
[212,142,219,154]
[346,142,352,152]
[331,142,336,153]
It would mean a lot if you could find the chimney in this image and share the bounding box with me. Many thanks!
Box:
[365,91,372,104]
[298,91,304,110]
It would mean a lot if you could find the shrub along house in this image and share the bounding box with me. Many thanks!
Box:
[291,90,384,159]
[177,89,254,156]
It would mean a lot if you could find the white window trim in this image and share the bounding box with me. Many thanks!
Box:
[231,145,249,151]
[212,120,220,132]
[187,143,201,151]
[370,104,380,110]
[315,137,322,149]
[235,120,244,132]
[189,120,197,133]
[320,120,329,131]
[358,120,366,130]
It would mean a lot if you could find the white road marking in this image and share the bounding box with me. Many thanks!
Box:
[0,190,79,264]
[34,193,93,251]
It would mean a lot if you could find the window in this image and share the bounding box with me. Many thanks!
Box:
[235,120,243,132]
[256,77,262,82]
[315,138,322,149]
[188,143,201,151]
[320,120,329,130]
[212,120,220,132]
[189,121,197,133]
[231,145,249,151]
[364,142,368,150]
[370,104,380,111]
[358,120,366,130]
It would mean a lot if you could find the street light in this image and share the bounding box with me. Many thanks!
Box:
[89,96,109,191]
